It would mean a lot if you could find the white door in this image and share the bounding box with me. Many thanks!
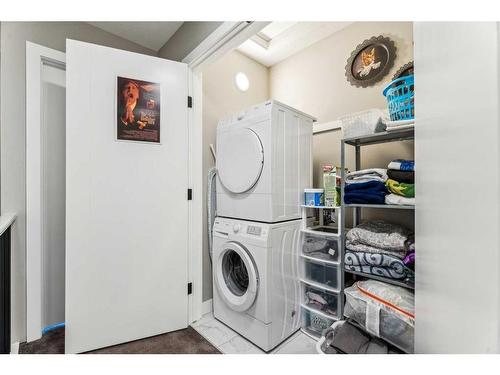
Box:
[65,40,189,353]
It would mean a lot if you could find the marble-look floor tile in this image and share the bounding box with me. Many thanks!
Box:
[274,332,318,354]
[192,318,238,347]
[190,312,214,329]
[270,330,303,353]
[218,335,265,354]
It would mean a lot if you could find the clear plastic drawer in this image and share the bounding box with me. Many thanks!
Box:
[301,307,336,338]
[302,282,340,318]
[301,231,339,263]
[302,259,340,290]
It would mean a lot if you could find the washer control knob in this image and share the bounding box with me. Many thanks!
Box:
[233,224,240,233]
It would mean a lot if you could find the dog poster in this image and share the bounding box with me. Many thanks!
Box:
[117,76,160,143]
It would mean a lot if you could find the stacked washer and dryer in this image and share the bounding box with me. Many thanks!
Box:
[212,100,314,351]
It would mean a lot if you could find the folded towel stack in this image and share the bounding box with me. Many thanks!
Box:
[385,159,415,205]
[344,220,415,282]
[344,169,388,204]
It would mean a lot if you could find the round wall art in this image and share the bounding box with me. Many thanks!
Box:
[345,35,397,88]
[392,61,414,80]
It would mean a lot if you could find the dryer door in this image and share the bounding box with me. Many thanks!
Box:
[217,128,264,194]
[215,242,259,312]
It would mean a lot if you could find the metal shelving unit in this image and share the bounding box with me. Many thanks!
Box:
[340,128,415,353]
[340,127,415,290]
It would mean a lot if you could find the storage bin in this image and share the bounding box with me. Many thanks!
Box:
[301,307,336,338]
[344,280,415,353]
[303,259,339,290]
[304,188,324,206]
[340,109,386,139]
[302,282,340,318]
[383,75,415,121]
[301,232,339,263]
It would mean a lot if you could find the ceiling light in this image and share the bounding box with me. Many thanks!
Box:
[235,72,250,92]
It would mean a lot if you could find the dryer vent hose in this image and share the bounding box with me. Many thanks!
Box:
[207,167,217,262]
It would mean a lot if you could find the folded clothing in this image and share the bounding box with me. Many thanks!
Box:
[385,179,415,198]
[404,238,415,266]
[387,169,414,184]
[330,321,370,354]
[329,321,389,354]
[385,193,415,206]
[345,250,415,282]
[345,168,388,185]
[346,220,411,259]
[388,159,414,171]
[344,180,388,205]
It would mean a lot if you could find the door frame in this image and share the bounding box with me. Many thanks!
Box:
[25,42,66,342]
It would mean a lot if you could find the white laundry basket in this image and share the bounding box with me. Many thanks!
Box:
[316,320,345,354]
[340,109,387,139]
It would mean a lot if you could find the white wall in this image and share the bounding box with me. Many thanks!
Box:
[0,21,156,344]
[201,50,269,301]
[414,22,500,353]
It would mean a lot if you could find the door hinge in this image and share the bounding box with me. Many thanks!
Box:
[187,188,193,201]
[187,282,193,295]
[187,96,193,108]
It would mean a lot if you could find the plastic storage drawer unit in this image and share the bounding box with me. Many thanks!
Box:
[301,232,339,263]
[302,259,339,290]
[302,282,340,318]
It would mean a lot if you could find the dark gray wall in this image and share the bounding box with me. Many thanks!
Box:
[158,21,222,61]
[0,21,156,344]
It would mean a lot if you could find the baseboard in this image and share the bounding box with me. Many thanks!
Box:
[11,342,19,354]
[202,298,213,315]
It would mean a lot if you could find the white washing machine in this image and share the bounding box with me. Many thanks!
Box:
[212,217,301,352]
[216,100,314,223]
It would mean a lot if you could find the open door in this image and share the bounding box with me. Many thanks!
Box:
[65,40,189,353]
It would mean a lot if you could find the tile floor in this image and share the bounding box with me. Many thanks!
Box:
[191,312,318,354]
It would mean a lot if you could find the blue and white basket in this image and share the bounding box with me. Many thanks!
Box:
[383,75,414,121]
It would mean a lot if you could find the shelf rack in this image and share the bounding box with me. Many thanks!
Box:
[340,127,415,352]
[340,127,415,288]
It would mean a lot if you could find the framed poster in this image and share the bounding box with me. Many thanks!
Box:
[117,76,161,143]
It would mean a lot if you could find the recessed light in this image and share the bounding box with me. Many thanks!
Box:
[235,72,250,92]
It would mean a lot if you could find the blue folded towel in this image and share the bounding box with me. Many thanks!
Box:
[388,159,415,171]
[344,180,388,204]
[345,180,387,193]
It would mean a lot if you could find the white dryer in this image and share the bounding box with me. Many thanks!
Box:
[212,217,301,352]
[216,100,314,223]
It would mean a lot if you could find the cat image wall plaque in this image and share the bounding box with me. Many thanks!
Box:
[345,35,397,88]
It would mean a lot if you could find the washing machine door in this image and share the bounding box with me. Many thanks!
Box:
[215,242,259,312]
[217,128,264,194]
